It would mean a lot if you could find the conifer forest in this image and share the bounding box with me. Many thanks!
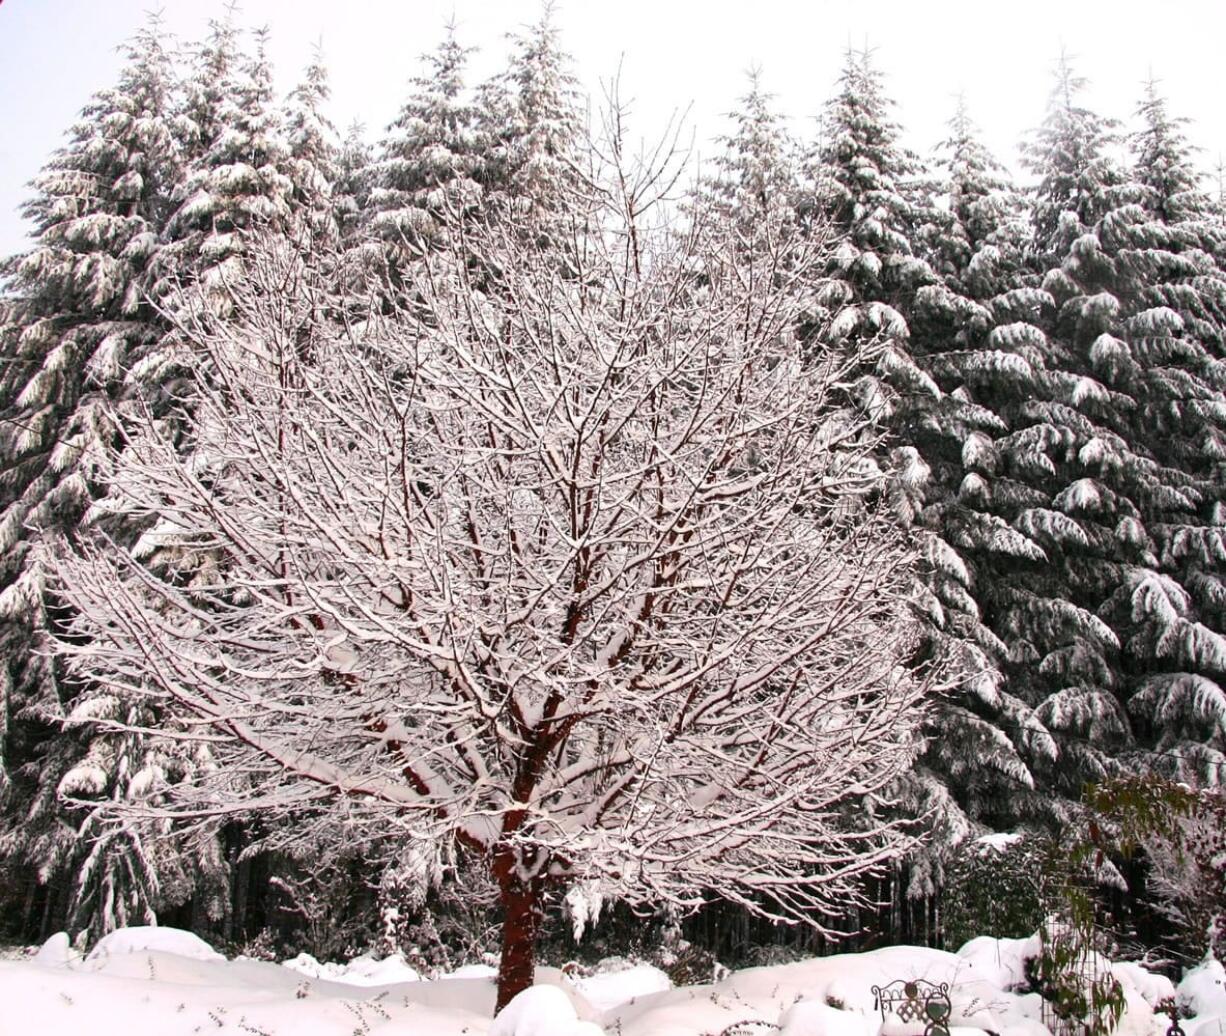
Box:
[1,5,1224,1016]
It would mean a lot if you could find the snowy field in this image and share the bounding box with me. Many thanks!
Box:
[4,926,1226,1036]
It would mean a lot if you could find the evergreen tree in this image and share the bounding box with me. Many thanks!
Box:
[803,47,937,343]
[688,71,810,323]
[906,101,1063,840]
[335,121,373,247]
[1024,56,1127,257]
[282,44,341,245]
[802,51,1012,868]
[1105,83,1226,784]
[926,98,1033,301]
[0,18,202,937]
[801,47,946,519]
[1131,82,1206,226]
[476,6,586,240]
[154,19,292,313]
[368,26,483,254]
[135,16,296,422]
[702,70,801,243]
[324,120,378,323]
[987,59,1225,804]
[964,58,1142,803]
[1,15,302,945]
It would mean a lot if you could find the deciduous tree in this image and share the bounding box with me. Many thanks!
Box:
[52,125,930,1010]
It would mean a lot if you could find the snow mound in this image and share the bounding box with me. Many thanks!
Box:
[1,949,482,1036]
[34,931,80,967]
[1181,958,1226,1018]
[779,999,878,1036]
[344,950,422,985]
[1111,961,1175,1006]
[337,950,421,985]
[86,925,223,962]
[491,984,606,1036]
[998,1014,1054,1036]
[956,934,1041,991]
[1111,984,1155,1036]
[607,944,1040,1036]
[281,950,422,985]
[572,962,672,1011]
[5,922,1216,1036]
[281,951,350,981]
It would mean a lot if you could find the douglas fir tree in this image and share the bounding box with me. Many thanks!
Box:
[0,18,228,940]
[368,26,483,259]
[803,51,1032,867]
[1101,82,1226,783]
[282,45,342,246]
[902,100,1064,843]
[475,6,586,246]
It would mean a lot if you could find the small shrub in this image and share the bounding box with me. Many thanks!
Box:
[941,833,1045,950]
[660,941,724,986]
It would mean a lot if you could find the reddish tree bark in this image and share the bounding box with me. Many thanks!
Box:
[493,846,544,1013]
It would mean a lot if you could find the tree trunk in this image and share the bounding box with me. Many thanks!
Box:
[233,853,251,943]
[39,880,57,942]
[20,875,38,939]
[493,849,543,1014]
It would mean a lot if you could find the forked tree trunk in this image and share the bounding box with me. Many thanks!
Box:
[493,848,544,1014]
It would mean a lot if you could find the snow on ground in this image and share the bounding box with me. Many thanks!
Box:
[0,925,1221,1036]
[448,962,500,979]
[281,949,422,985]
[1113,961,1175,1007]
[488,985,605,1036]
[973,833,1025,853]
[0,929,598,1036]
[605,942,1036,1036]
[956,933,1042,991]
[778,999,880,1036]
[1181,958,1226,1018]
[570,960,672,1012]
[88,924,225,962]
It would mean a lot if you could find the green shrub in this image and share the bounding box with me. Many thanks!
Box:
[941,834,1045,950]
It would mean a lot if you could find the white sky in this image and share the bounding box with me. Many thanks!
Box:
[1,0,1224,258]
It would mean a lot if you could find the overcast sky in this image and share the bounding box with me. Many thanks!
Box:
[1,0,1224,257]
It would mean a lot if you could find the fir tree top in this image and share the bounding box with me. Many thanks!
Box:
[1131,79,1209,226]
[1023,54,1126,259]
[369,24,483,246]
[283,44,341,241]
[477,4,586,226]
